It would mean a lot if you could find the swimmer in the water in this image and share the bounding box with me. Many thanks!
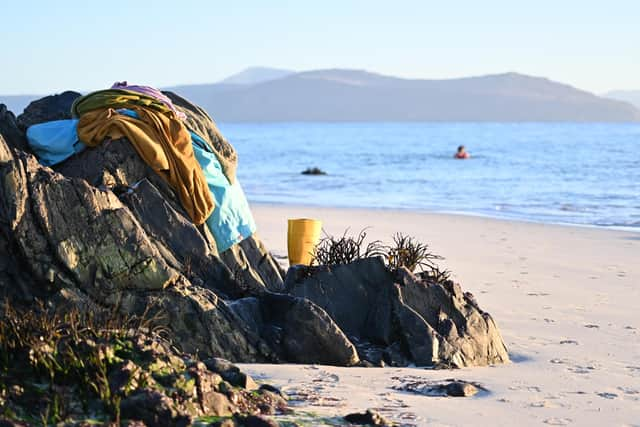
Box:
[454,145,470,159]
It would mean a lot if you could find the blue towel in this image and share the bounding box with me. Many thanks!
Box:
[191,132,256,252]
[25,115,255,253]
[26,119,85,166]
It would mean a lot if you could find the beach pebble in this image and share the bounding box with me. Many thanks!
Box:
[344,409,393,426]
[446,381,479,397]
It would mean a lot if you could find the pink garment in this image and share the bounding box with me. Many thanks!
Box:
[111,81,186,120]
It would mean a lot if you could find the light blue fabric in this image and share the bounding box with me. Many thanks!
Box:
[190,131,256,252]
[25,113,256,253]
[26,119,85,166]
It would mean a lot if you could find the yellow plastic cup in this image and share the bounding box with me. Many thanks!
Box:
[287,218,322,266]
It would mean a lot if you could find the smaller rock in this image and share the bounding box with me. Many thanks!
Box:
[203,357,241,375]
[344,409,393,426]
[108,360,141,395]
[203,357,258,389]
[445,381,479,397]
[258,383,287,398]
[229,371,259,391]
[301,167,327,175]
[202,391,236,416]
[382,342,410,367]
[233,414,280,427]
[120,389,187,427]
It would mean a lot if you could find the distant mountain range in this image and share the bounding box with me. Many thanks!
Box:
[2,67,639,122]
[603,90,640,110]
[218,66,294,85]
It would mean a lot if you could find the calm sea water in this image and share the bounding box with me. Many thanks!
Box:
[218,122,640,229]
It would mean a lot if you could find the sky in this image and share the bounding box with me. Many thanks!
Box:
[1,0,638,95]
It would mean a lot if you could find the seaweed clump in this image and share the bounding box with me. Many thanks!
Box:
[312,228,386,266]
[312,229,451,283]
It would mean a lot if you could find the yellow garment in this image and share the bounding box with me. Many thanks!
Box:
[77,107,214,225]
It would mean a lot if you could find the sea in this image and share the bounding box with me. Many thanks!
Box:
[218,122,640,230]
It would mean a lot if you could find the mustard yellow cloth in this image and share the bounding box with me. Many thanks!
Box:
[77,107,214,225]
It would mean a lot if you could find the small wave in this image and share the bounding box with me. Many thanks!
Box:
[594,220,640,228]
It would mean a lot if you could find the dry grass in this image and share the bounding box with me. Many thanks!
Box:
[0,300,165,425]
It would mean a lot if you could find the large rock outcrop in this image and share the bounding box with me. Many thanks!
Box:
[285,257,509,367]
[0,92,508,369]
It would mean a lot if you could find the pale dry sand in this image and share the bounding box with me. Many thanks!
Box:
[240,205,640,426]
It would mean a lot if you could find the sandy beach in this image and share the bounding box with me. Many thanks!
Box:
[241,204,640,426]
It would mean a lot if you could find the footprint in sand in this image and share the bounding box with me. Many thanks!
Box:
[597,392,618,399]
[325,373,340,383]
[617,386,639,395]
[568,365,596,374]
[397,412,418,421]
[530,400,556,408]
[625,366,640,376]
[543,418,572,425]
[508,384,539,392]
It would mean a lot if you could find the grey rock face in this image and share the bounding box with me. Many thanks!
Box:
[286,257,509,367]
[17,91,81,129]
[1,97,273,354]
[228,293,360,366]
[0,105,29,152]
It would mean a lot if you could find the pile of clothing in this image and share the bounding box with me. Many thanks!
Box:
[26,82,255,253]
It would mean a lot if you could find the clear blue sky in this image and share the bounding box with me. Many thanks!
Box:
[1,0,638,94]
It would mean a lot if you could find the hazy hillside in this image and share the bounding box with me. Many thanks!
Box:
[219,66,294,85]
[171,70,640,122]
[604,90,640,109]
[3,69,639,122]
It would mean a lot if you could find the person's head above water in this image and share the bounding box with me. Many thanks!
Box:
[455,145,470,159]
